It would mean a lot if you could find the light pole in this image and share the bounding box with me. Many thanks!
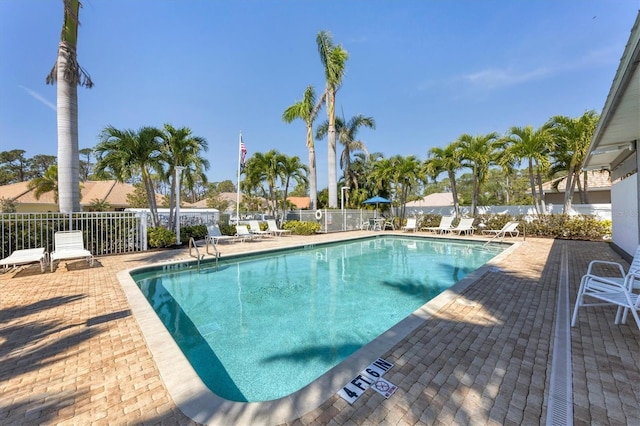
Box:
[341,186,350,231]
[175,166,186,245]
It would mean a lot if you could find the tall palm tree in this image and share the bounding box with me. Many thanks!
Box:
[503,125,552,215]
[277,155,308,219]
[47,0,94,213]
[316,30,348,208]
[316,114,375,192]
[424,143,463,217]
[160,124,209,230]
[456,132,503,216]
[94,126,165,226]
[282,85,324,210]
[547,111,599,212]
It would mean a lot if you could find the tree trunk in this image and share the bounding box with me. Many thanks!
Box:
[582,171,590,203]
[536,168,546,214]
[563,165,576,213]
[448,170,461,217]
[471,168,479,216]
[56,42,80,213]
[307,124,317,210]
[527,159,540,215]
[327,90,337,208]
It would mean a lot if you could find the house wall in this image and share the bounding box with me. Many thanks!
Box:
[611,173,639,257]
[16,203,59,213]
[544,190,610,204]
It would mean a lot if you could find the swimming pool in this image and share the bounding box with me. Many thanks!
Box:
[131,235,505,403]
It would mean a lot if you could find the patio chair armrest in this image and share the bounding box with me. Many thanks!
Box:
[585,260,626,277]
[582,273,628,290]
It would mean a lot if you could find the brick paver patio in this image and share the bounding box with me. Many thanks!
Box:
[1,233,638,425]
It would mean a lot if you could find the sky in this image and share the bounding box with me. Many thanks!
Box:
[1,1,638,190]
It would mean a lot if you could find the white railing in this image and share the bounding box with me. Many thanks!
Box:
[0,212,147,259]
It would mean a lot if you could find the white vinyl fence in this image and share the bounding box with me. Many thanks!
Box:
[0,212,147,259]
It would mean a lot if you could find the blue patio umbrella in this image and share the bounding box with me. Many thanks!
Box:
[363,195,391,217]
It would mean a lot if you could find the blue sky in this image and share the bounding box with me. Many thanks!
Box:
[0,1,638,189]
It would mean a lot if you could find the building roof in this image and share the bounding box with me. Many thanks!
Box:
[584,12,640,173]
[287,196,310,209]
[405,193,454,207]
[0,180,164,209]
[541,171,611,193]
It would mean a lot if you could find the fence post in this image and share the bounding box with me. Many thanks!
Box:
[140,214,148,251]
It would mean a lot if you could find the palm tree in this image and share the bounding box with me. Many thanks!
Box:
[547,111,599,212]
[242,150,282,215]
[28,165,59,202]
[503,125,552,215]
[282,85,324,210]
[456,132,504,216]
[316,30,349,208]
[351,151,384,199]
[424,143,463,217]
[47,0,94,213]
[389,155,424,220]
[160,124,209,230]
[277,155,308,220]
[78,147,93,181]
[317,114,375,193]
[94,126,165,226]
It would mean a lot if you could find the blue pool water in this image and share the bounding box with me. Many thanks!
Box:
[132,236,503,402]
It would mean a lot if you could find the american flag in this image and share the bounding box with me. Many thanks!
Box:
[240,138,247,170]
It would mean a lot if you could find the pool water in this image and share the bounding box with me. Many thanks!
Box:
[133,236,503,402]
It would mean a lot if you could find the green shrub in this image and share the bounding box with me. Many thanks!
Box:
[180,224,208,241]
[283,220,320,235]
[147,227,176,248]
[474,213,610,241]
[219,223,236,236]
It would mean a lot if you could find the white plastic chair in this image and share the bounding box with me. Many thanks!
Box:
[422,216,454,234]
[0,247,48,273]
[481,221,520,240]
[571,245,640,329]
[206,224,238,244]
[235,225,260,242]
[452,218,476,235]
[248,220,273,238]
[50,230,94,272]
[267,220,292,236]
[401,218,417,232]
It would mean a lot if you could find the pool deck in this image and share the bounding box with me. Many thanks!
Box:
[1,231,639,425]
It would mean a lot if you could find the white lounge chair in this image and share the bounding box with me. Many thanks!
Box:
[482,221,520,240]
[0,247,48,273]
[267,220,291,237]
[452,218,476,235]
[571,245,640,330]
[50,230,94,272]
[422,216,454,234]
[206,224,238,244]
[401,218,418,232]
[248,220,273,238]
[235,225,261,242]
[383,217,396,230]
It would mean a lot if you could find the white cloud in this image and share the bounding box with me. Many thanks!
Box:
[462,67,552,90]
[19,85,56,112]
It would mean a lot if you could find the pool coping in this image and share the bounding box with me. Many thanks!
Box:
[117,234,520,425]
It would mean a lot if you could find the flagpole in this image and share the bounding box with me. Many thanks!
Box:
[236,132,242,224]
